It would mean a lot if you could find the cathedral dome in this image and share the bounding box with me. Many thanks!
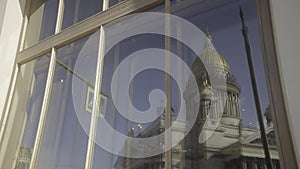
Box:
[191,34,231,85]
[190,34,240,94]
[185,34,241,126]
[200,34,230,71]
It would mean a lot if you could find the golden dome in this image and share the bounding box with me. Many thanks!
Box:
[190,34,240,94]
[199,34,230,71]
[190,34,231,86]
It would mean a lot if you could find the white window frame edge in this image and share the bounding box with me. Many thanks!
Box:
[84,25,106,169]
[84,1,108,169]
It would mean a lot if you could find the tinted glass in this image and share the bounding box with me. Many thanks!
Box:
[24,0,59,48]
[62,0,103,30]
[10,55,50,169]
[109,0,124,7]
[36,31,100,169]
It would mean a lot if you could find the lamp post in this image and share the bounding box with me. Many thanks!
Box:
[239,7,273,169]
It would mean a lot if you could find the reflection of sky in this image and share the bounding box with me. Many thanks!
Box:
[62,0,103,30]
[184,0,269,128]
[39,0,58,40]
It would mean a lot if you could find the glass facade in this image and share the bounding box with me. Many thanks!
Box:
[35,32,100,169]
[13,55,50,169]
[2,0,287,169]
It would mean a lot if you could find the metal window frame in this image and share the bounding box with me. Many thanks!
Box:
[1,0,297,169]
[84,26,106,169]
[256,0,299,168]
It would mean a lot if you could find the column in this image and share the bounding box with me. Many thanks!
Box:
[232,94,237,117]
[264,162,268,169]
[252,161,258,169]
[242,159,248,169]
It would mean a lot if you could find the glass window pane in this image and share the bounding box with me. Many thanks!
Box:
[24,0,59,48]
[89,1,281,169]
[109,0,124,7]
[62,0,103,30]
[36,31,100,169]
[91,4,166,169]
[94,35,167,169]
[169,0,280,168]
[2,55,50,169]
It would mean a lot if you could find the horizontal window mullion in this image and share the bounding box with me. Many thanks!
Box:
[16,0,163,65]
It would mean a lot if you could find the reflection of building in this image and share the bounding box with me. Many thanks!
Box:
[114,35,280,169]
[14,147,32,169]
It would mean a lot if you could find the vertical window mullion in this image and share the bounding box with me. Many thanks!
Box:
[18,0,32,51]
[29,48,56,169]
[55,0,65,34]
[164,0,172,169]
[84,26,106,169]
[103,0,109,11]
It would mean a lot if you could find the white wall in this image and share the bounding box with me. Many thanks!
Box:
[0,0,24,119]
[0,0,8,37]
[270,0,300,166]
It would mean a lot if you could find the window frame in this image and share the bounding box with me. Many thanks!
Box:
[0,0,298,169]
[256,0,298,168]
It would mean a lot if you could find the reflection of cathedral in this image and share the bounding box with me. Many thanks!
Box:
[114,35,280,169]
[14,147,32,169]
